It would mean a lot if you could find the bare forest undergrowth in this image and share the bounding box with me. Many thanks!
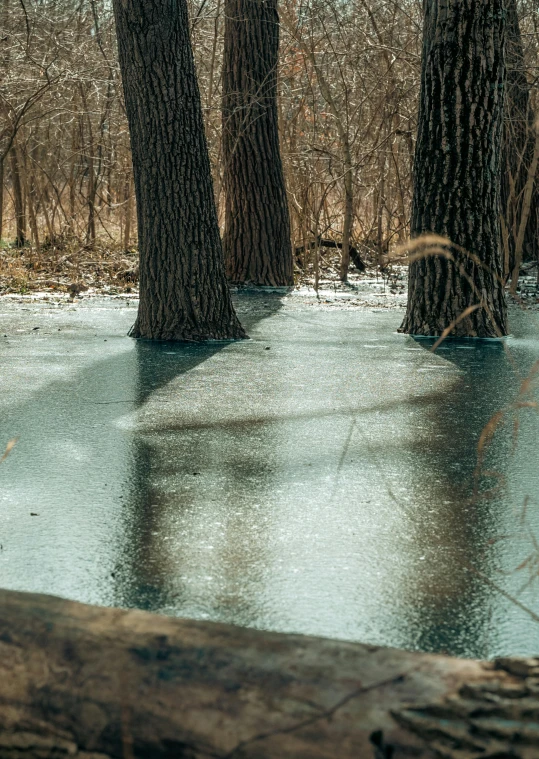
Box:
[0,238,139,296]
[0,236,384,296]
[1,0,537,305]
[3,240,539,317]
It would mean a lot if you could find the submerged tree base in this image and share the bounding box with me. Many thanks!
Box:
[398,309,508,339]
[128,316,248,342]
[399,254,509,338]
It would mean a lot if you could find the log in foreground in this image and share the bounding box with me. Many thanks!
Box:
[0,589,538,758]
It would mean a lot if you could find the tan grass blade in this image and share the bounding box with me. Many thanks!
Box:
[429,305,481,352]
[519,360,539,396]
[0,438,17,463]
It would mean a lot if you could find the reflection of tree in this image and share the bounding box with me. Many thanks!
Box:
[111,308,539,658]
[391,336,525,658]
[114,415,279,621]
[112,298,283,620]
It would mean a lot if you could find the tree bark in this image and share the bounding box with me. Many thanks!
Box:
[222,0,294,287]
[400,0,508,338]
[1,588,538,759]
[112,0,246,341]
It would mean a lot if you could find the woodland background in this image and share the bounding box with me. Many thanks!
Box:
[0,0,538,290]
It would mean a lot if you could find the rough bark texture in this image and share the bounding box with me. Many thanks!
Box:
[501,0,539,278]
[400,0,508,338]
[113,0,246,341]
[1,589,539,759]
[222,0,294,286]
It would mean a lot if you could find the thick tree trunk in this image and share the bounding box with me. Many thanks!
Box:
[400,0,508,338]
[112,0,246,341]
[502,0,539,284]
[222,0,294,287]
[0,588,537,759]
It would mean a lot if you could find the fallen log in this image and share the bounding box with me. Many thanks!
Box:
[0,588,537,758]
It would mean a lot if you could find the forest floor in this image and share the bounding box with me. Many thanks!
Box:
[1,240,538,311]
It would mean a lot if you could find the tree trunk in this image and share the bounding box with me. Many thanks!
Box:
[400,0,508,338]
[0,155,4,241]
[339,139,354,281]
[68,103,79,232]
[22,143,40,248]
[112,0,246,341]
[1,588,537,759]
[502,0,539,284]
[86,153,97,248]
[510,122,539,295]
[222,0,294,287]
[10,143,26,248]
[123,170,133,251]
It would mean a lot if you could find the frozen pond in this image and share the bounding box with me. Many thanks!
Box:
[1,293,539,659]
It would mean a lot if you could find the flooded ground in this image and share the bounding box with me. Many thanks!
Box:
[1,292,539,659]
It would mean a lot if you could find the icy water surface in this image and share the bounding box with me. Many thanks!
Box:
[1,294,539,658]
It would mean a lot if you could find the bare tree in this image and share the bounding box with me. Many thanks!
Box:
[400,0,508,338]
[0,0,537,300]
[113,0,246,340]
[222,0,293,286]
[502,0,539,291]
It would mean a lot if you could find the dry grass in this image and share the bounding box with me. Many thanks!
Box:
[0,439,17,463]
